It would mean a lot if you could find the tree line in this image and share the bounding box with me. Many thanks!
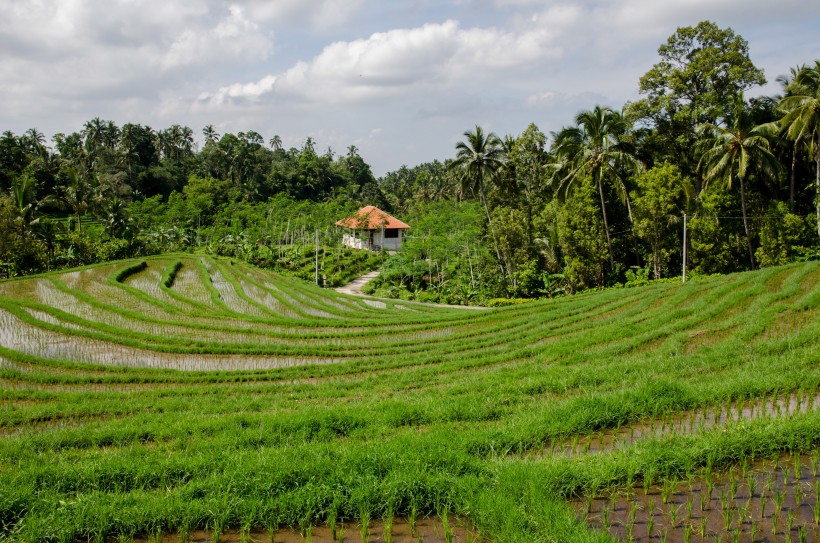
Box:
[1,21,818,303]
[371,21,819,301]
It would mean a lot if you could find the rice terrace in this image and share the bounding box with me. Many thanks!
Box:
[0,255,816,543]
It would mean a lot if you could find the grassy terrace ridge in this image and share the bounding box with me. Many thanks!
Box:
[0,256,818,542]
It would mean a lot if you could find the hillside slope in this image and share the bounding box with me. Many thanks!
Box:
[0,257,818,542]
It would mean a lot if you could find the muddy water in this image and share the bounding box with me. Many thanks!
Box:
[573,453,820,543]
[129,515,481,543]
[538,392,819,458]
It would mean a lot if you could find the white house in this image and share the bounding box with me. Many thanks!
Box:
[335,206,410,251]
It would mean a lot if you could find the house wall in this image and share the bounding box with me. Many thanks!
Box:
[341,230,404,251]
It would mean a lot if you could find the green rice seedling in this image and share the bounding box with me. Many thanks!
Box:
[686,494,694,520]
[328,507,338,541]
[798,524,807,543]
[746,473,757,503]
[408,505,418,537]
[721,505,732,531]
[662,479,676,504]
[705,474,715,504]
[383,512,394,543]
[698,516,708,539]
[625,518,634,541]
[647,515,655,538]
[300,514,314,541]
[765,472,775,494]
[772,508,779,536]
[729,472,739,499]
[786,510,796,538]
[440,508,454,543]
[629,501,639,525]
[609,489,618,512]
[240,524,252,543]
[337,523,345,543]
[683,523,693,543]
[794,455,802,480]
[210,519,223,543]
[774,488,786,515]
[811,451,819,479]
[602,505,611,530]
[814,482,820,525]
[750,519,760,542]
[359,509,370,543]
[660,527,668,543]
[795,481,804,508]
[719,488,731,516]
[668,503,682,527]
[178,518,192,543]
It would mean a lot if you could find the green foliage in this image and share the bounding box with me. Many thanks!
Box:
[631,163,686,278]
[755,201,813,266]
[555,179,608,291]
[0,258,818,541]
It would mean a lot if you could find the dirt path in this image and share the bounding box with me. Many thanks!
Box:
[335,270,486,310]
[334,269,381,296]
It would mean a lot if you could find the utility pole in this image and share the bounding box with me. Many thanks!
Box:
[682,213,688,283]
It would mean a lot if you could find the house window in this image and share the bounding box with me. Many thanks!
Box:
[384,229,399,238]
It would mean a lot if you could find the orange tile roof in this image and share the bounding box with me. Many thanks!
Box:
[335,206,410,230]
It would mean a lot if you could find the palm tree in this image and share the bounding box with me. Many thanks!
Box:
[698,94,782,269]
[776,66,804,207]
[11,175,39,241]
[203,125,220,145]
[269,134,282,151]
[779,60,820,237]
[451,125,507,284]
[552,106,639,268]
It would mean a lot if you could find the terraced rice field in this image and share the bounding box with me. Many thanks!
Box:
[0,255,818,542]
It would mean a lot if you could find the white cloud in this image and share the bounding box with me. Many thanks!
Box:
[198,75,278,106]
[162,5,273,69]
[246,0,365,30]
[197,18,565,107]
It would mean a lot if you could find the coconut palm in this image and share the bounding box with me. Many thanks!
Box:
[552,106,640,267]
[698,94,782,269]
[779,60,820,237]
[451,126,507,283]
[203,125,220,145]
[270,134,282,151]
[453,126,505,219]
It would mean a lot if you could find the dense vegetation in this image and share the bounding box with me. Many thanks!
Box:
[2,21,818,303]
[0,255,817,542]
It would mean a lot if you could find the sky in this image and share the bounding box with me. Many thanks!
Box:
[2,0,819,177]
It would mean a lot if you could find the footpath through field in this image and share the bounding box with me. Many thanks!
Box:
[335,269,486,310]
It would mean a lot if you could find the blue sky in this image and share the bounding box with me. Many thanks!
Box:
[2,0,819,176]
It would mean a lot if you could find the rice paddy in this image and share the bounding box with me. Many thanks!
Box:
[0,255,818,542]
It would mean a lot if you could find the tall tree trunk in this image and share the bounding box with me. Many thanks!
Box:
[739,176,755,270]
[816,152,820,238]
[790,145,797,209]
[596,172,615,269]
[479,181,508,293]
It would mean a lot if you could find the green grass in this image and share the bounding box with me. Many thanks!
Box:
[0,255,817,542]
